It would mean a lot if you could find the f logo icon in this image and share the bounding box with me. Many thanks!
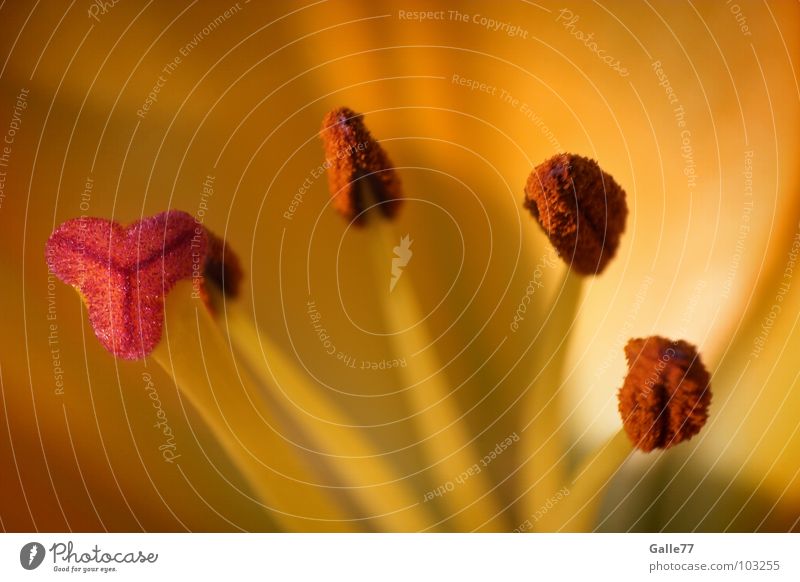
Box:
[20,542,45,570]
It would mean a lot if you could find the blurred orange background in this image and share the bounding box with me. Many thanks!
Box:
[0,0,798,531]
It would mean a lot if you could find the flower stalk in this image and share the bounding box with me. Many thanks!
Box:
[370,219,505,530]
[218,292,436,531]
[540,429,632,532]
[518,269,583,526]
[153,281,356,531]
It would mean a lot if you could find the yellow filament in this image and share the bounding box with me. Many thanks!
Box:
[152,281,355,532]
[542,429,632,532]
[518,270,583,526]
[371,220,506,531]
[219,298,436,531]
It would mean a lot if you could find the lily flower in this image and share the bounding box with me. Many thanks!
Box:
[1,1,798,533]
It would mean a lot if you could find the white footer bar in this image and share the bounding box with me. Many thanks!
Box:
[1,533,797,581]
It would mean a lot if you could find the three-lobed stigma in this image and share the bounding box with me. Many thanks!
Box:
[46,211,206,359]
[47,210,245,359]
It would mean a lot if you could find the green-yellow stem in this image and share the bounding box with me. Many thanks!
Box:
[519,269,583,526]
[153,281,355,532]
[371,220,505,531]
[542,429,632,532]
[219,298,436,531]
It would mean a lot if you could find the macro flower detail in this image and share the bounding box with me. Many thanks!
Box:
[45,211,206,360]
[1,0,797,542]
[200,230,243,312]
[320,106,402,223]
[617,336,712,452]
[523,153,627,275]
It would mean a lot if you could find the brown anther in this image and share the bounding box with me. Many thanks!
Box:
[320,107,402,224]
[200,229,243,312]
[523,153,627,275]
[618,336,712,452]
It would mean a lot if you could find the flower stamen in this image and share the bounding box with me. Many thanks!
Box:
[618,336,712,451]
[200,230,244,313]
[322,107,506,529]
[524,153,627,276]
[321,107,402,224]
